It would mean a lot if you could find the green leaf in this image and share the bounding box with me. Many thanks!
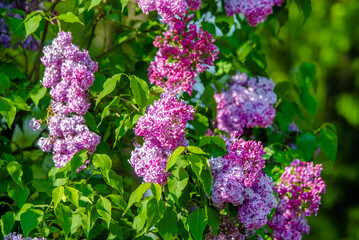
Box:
[58,12,83,24]
[54,203,72,235]
[65,186,80,208]
[145,198,166,232]
[202,85,215,106]
[188,154,203,178]
[70,149,88,178]
[206,206,219,237]
[30,86,47,107]
[133,198,149,233]
[24,15,42,39]
[319,124,338,163]
[96,196,112,228]
[199,135,211,148]
[188,208,207,240]
[0,72,10,95]
[7,182,29,208]
[295,0,312,22]
[166,146,185,171]
[187,146,207,155]
[157,208,178,240]
[212,136,226,152]
[1,211,15,235]
[123,182,151,216]
[20,209,43,236]
[7,161,23,185]
[120,0,129,12]
[201,168,213,196]
[107,170,124,194]
[71,214,82,234]
[150,183,162,202]
[130,76,149,111]
[89,0,102,10]
[297,132,318,161]
[95,74,122,108]
[0,97,16,128]
[168,168,189,199]
[92,154,112,182]
[52,186,64,209]
[192,113,209,136]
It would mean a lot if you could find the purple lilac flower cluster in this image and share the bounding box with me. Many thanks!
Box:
[148,14,218,95]
[209,136,277,234]
[4,233,46,240]
[224,0,285,26]
[215,72,277,137]
[129,92,194,185]
[30,31,101,169]
[137,0,202,23]
[0,1,40,50]
[269,159,326,240]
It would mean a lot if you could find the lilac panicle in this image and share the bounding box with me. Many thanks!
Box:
[134,92,194,150]
[130,92,194,185]
[215,71,277,136]
[137,0,202,22]
[269,159,326,240]
[209,136,277,236]
[148,14,218,95]
[224,0,285,26]
[31,31,101,169]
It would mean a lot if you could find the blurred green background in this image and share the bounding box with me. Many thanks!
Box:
[259,0,359,239]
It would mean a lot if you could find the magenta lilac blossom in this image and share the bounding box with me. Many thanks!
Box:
[31,31,101,169]
[215,71,277,136]
[130,92,194,185]
[269,159,326,240]
[137,0,202,22]
[209,136,276,235]
[148,14,218,95]
[224,0,285,26]
[134,92,195,150]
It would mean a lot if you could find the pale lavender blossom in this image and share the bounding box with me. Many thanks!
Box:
[215,72,277,136]
[33,31,101,169]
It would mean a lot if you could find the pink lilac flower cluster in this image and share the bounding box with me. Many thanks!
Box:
[4,233,46,240]
[215,72,277,137]
[209,136,277,234]
[269,159,326,240]
[30,31,101,169]
[137,0,202,22]
[148,14,218,95]
[224,0,285,26]
[129,92,194,185]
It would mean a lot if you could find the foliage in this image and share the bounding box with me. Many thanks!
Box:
[0,0,339,239]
